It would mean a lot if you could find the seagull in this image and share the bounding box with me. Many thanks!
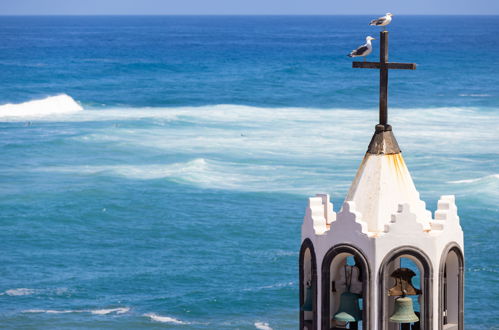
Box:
[348,36,375,62]
[370,13,393,30]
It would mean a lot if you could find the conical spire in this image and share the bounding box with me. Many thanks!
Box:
[345,125,431,233]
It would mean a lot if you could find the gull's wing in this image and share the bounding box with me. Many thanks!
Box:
[370,17,386,26]
[349,45,369,57]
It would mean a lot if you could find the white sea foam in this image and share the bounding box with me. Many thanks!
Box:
[1,287,69,297]
[143,313,189,324]
[90,307,130,315]
[459,93,491,97]
[0,94,83,120]
[10,97,499,197]
[3,288,36,296]
[448,174,499,184]
[23,307,130,315]
[24,309,76,314]
[38,158,324,194]
[255,322,273,330]
[243,282,295,292]
[69,105,499,159]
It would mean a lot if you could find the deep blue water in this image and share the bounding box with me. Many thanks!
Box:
[0,16,498,329]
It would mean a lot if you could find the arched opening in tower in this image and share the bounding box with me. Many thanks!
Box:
[379,248,432,330]
[299,239,317,330]
[321,245,370,330]
[439,245,464,330]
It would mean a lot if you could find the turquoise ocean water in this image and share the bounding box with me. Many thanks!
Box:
[0,16,498,329]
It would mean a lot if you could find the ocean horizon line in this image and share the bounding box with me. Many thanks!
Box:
[1,14,499,17]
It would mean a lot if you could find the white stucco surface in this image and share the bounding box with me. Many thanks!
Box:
[345,153,431,233]
[301,149,464,329]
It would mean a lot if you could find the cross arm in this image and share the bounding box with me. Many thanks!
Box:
[352,62,417,70]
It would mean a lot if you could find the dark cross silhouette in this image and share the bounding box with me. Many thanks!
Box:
[352,31,416,126]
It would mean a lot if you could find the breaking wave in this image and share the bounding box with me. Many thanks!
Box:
[143,313,189,324]
[243,281,295,292]
[90,308,130,315]
[23,307,129,315]
[1,287,69,296]
[5,95,499,198]
[0,94,83,120]
[37,158,329,194]
[255,322,273,330]
[2,288,36,296]
[24,309,75,314]
[448,174,499,184]
[459,93,491,97]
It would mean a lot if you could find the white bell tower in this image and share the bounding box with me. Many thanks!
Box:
[299,31,464,330]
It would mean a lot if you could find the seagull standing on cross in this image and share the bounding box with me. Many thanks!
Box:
[348,36,375,62]
[351,31,416,126]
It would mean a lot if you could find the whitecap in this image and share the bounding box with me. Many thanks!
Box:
[3,288,36,296]
[255,322,273,330]
[1,287,69,297]
[243,282,295,292]
[458,93,491,97]
[90,307,130,315]
[0,94,83,120]
[448,174,499,184]
[143,313,189,324]
[15,102,499,195]
[23,307,129,315]
[24,309,76,314]
[37,158,290,191]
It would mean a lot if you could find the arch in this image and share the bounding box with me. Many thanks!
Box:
[299,238,318,330]
[438,243,464,330]
[321,244,371,330]
[378,246,433,330]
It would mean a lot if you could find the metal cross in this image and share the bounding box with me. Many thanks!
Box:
[352,31,416,126]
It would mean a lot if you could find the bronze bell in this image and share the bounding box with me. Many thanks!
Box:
[333,291,362,322]
[389,296,419,323]
[301,283,313,312]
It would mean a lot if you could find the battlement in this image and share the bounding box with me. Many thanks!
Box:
[303,193,335,235]
[302,193,461,239]
[430,195,461,232]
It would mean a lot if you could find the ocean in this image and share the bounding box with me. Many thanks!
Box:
[0,16,498,329]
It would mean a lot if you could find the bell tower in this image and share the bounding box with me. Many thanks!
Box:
[299,30,464,330]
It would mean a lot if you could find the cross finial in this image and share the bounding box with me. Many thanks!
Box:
[352,31,416,128]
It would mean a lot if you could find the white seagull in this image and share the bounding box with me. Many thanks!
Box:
[370,13,393,30]
[348,36,375,62]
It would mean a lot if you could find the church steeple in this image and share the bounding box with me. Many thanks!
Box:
[299,28,464,330]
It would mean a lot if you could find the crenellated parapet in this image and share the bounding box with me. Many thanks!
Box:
[302,193,335,236]
[302,194,372,239]
[384,203,427,235]
[302,193,463,240]
[431,195,461,230]
[328,201,369,238]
